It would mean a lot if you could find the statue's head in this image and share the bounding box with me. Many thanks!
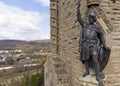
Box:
[88,12,96,24]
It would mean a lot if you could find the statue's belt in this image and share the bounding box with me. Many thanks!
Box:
[82,39,96,43]
[81,39,98,47]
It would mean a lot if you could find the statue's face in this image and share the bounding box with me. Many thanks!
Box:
[89,16,95,24]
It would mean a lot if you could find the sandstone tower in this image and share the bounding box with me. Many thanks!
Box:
[45,0,120,86]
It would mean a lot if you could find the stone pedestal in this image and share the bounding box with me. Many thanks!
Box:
[79,74,107,86]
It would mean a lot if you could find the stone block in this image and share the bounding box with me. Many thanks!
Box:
[50,18,57,27]
[50,9,57,18]
[53,69,71,86]
[51,44,57,54]
[51,35,57,44]
[51,58,65,70]
[51,27,58,36]
[50,1,57,10]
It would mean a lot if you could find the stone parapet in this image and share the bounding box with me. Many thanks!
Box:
[44,55,72,86]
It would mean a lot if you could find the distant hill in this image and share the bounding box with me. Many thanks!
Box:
[0,39,50,51]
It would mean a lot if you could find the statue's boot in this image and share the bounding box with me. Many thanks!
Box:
[96,77,104,86]
[82,71,89,77]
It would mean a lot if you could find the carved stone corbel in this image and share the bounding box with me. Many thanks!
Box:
[87,0,99,7]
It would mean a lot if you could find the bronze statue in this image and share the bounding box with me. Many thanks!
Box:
[77,0,111,86]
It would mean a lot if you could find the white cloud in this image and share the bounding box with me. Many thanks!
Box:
[0,1,50,41]
[34,0,50,7]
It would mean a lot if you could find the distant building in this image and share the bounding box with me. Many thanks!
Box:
[0,50,22,54]
[14,50,22,53]
[0,57,6,64]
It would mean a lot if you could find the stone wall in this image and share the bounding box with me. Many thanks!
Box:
[45,0,120,86]
[58,0,87,86]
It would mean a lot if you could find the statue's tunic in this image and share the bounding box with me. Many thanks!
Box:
[80,23,100,60]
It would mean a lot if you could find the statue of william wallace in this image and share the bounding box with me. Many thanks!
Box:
[77,0,111,86]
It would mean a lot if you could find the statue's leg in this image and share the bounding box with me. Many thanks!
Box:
[82,60,89,77]
[92,50,104,86]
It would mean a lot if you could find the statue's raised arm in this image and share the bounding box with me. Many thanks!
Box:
[77,0,85,27]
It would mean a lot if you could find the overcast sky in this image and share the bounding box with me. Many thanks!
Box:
[0,0,50,41]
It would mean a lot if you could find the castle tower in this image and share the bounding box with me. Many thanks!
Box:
[45,0,120,86]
